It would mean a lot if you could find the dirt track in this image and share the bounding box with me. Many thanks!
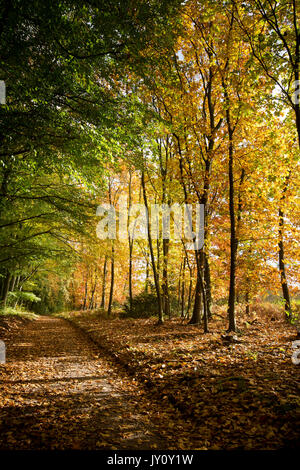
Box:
[0,316,185,450]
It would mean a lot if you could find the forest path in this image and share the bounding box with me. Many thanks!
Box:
[0,316,181,450]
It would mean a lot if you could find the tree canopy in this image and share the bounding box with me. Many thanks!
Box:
[0,0,299,330]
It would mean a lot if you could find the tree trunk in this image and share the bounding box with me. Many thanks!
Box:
[1,271,11,308]
[186,274,193,320]
[227,129,237,332]
[245,288,250,315]
[100,256,107,309]
[128,169,134,310]
[278,218,291,318]
[189,251,202,325]
[128,240,133,309]
[141,171,163,324]
[223,83,237,332]
[204,253,212,319]
[181,256,186,318]
[162,238,170,319]
[14,275,21,308]
[145,253,150,293]
[178,260,182,305]
[278,172,292,318]
[82,275,88,311]
[89,270,97,310]
[107,243,115,317]
[10,275,16,293]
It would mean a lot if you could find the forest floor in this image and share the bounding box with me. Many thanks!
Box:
[62,306,300,450]
[0,308,299,450]
[0,315,193,450]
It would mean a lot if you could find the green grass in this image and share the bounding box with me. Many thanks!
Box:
[0,306,39,321]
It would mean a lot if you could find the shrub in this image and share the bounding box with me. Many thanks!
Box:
[121,292,159,319]
[0,306,39,320]
[8,291,41,303]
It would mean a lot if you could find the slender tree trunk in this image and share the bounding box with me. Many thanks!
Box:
[1,271,11,308]
[14,275,21,308]
[278,171,292,318]
[204,253,212,319]
[159,138,170,319]
[185,260,193,319]
[129,241,133,309]
[178,260,182,305]
[189,252,203,325]
[82,274,88,311]
[279,209,292,318]
[189,252,208,331]
[145,253,150,293]
[245,288,250,315]
[162,238,170,319]
[141,171,163,324]
[10,275,16,293]
[198,252,208,333]
[175,133,203,326]
[128,169,134,310]
[222,79,237,332]
[71,276,76,310]
[107,243,114,317]
[156,237,160,281]
[227,126,237,332]
[202,279,209,333]
[202,157,212,322]
[89,270,97,310]
[15,275,20,290]
[100,256,107,309]
[181,256,186,318]
[190,278,202,324]
[186,277,192,319]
